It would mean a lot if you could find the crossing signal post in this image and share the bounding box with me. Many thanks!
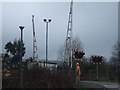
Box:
[73,49,85,61]
[90,55,103,64]
[90,55,104,80]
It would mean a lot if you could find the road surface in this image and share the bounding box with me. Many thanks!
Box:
[79,81,120,90]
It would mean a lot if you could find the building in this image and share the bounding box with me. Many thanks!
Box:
[38,59,63,69]
[27,60,38,69]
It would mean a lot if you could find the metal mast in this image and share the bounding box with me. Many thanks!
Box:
[32,15,38,61]
[64,0,73,68]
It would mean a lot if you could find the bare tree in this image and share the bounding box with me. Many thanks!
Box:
[57,36,83,61]
[110,41,120,65]
[109,41,120,81]
[72,36,83,50]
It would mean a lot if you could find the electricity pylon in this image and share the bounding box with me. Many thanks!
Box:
[32,15,38,61]
[64,0,73,68]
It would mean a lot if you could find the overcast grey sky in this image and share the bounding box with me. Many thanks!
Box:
[2,2,118,60]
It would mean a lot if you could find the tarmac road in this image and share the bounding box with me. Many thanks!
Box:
[79,81,120,90]
[97,81,120,90]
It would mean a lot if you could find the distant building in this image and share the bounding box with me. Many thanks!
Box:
[27,60,38,69]
[38,59,63,69]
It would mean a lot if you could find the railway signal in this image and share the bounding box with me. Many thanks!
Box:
[90,55,104,80]
[73,49,85,60]
[90,55,104,64]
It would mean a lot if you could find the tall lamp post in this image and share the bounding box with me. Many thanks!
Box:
[19,26,25,88]
[43,19,51,67]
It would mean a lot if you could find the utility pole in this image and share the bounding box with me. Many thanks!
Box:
[64,0,73,68]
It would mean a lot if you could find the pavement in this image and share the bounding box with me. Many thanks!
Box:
[97,81,120,90]
[79,81,120,90]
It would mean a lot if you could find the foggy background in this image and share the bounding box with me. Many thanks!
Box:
[2,2,118,60]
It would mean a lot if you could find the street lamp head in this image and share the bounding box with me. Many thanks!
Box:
[43,19,47,22]
[48,19,51,22]
[32,15,34,22]
[32,15,34,18]
[19,26,25,30]
[43,19,51,22]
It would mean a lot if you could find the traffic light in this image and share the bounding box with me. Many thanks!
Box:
[90,55,104,64]
[97,56,104,64]
[74,50,85,60]
[78,51,85,58]
[75,51,79,59]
